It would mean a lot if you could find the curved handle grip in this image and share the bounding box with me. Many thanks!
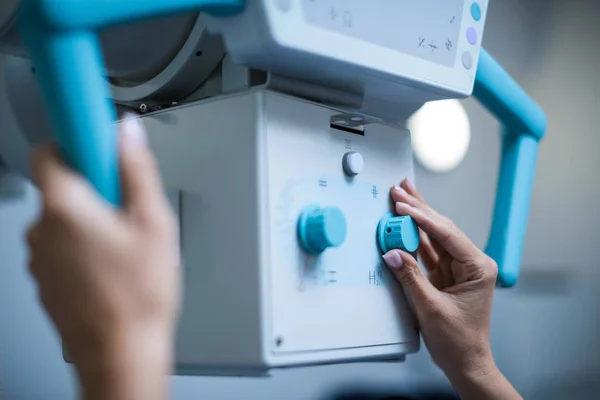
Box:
[474,49,547,288]
[17,0,246,205]
[485,131,539,287]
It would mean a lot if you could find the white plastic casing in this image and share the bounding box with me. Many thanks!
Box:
[144,90,419,375]
[207,0,488,119]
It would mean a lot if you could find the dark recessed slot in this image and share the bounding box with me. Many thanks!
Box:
[250,69,269,86]
[330,123,365,136]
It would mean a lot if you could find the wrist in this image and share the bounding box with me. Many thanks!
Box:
[448,357,498,392]
[447,358,522,400]
[75,325,173,400]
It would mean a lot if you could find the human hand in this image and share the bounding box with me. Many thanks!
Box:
[383,179,521,400]
[27,117,180,400]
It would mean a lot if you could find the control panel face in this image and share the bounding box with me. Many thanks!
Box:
[302,0,464,68]
[265,95,419,354]
[208,0,488,103]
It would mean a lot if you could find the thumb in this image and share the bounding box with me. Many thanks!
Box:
[119,114,167,220]
[383,250,441,313]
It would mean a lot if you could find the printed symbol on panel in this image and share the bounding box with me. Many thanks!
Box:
[328,270,338,284]
[418,37,426,48]
[450,16,456,24]
[369,270,389,286]
[345,139,352,149]
[371,185,379,199]
[319,180,328,188]
[369,271,379,286]
[330,7,337,21]
[369,264,395,286]
[343,11,353,27]
[429,40,438,53]
[446,39,453,51]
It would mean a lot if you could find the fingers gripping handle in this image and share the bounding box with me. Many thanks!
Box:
[17,0,246,205]
[474,49,547,288]
[20,30,120,204]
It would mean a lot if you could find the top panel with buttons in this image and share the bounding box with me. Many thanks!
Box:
[208,0,490,105]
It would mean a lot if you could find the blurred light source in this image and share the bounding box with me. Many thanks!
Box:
[408,99,471,173]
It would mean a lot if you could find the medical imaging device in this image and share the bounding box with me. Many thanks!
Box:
[0,0,546,375]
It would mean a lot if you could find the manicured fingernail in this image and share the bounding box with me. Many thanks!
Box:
[383,252,404,270]
[122,113,147,148]
[394,186,408,196]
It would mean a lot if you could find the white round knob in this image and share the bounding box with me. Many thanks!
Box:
[342,152,364,176]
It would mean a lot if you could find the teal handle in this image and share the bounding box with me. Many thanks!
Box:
[474,48,548,287]
[486,131,539,287]
[17,0,246,205]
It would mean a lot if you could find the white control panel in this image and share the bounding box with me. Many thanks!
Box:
[207,0,489,119]
[265,95,417,354]
[302,0,464,68]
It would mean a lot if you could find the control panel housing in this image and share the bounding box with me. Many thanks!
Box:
[143,90,419,374]
[207,0,489,119]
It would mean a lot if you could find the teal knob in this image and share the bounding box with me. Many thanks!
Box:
[377,213,420,253]
[298,205,347,254]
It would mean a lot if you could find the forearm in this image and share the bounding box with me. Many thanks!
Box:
[448,363,522,400]
[75,329,172,400]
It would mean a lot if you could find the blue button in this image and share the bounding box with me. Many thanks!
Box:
[467,27,478,45]
[471,2,482,21]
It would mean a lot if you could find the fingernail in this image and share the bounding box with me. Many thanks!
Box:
[405,178,416,192]
[383,252,404,270]
[121,113,147,148]
[394,186,408,196]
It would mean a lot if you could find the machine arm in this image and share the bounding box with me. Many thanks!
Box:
[474,49,547,288]
[17,0,246,205]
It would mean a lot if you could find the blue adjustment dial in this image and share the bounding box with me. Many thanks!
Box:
[377,213,420,253]
[298,206,347,254]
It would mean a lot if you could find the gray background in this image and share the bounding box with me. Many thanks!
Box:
[1,0,599,398]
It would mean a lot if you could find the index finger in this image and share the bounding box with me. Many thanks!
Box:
[395,201,481,263]
[392,185,479,259]
[400,178,427,204]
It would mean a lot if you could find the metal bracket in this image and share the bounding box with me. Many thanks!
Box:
[329,112,384,135]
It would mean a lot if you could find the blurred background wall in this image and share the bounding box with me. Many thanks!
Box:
[1,0,599,398]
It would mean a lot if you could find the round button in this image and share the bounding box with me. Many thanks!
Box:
[467,27,478,45]
[342,152,364,176]
[377,214,420,254]
[462,52,474,70]
[471,2,482,21]
[298,206,347,254]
